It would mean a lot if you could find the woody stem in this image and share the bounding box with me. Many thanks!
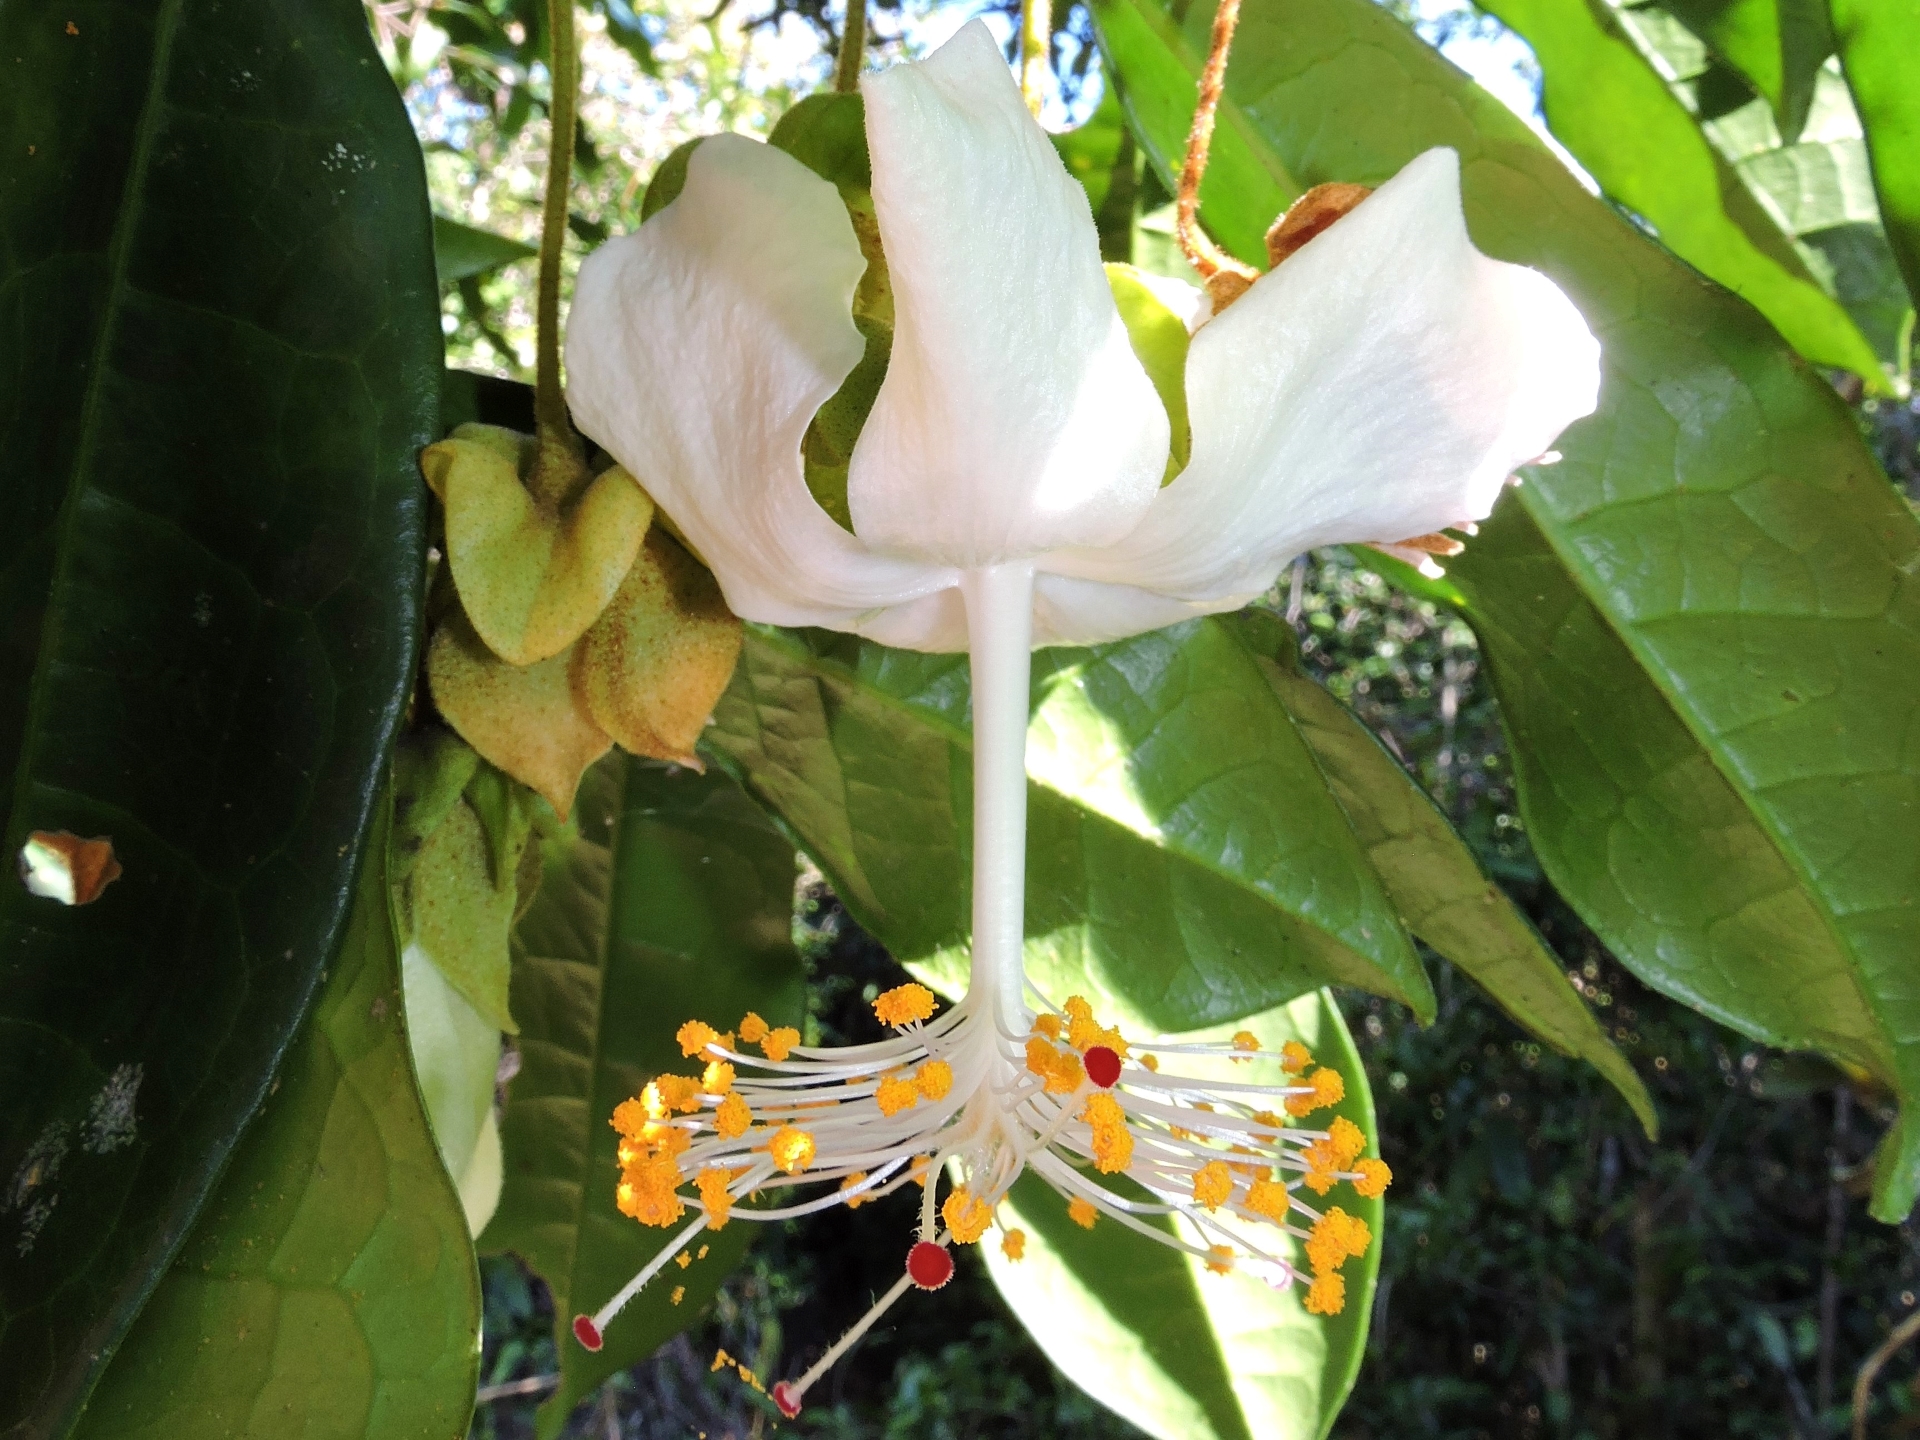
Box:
[960,563,1036,1026]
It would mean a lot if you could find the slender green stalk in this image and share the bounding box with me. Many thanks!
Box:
[1018,0,1049,114]
[833,0,867,93]
[533,0,580,495]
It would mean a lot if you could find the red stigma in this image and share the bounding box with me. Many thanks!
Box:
[907,1239,955,1290]
[572,1314,603,1351]
[1084,1045,1122,1088]
[773,1381,803,1418]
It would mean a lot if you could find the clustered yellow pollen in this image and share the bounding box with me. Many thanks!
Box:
[942,1187,994,1243]
[1081,1092,1133,1174]
[1245,1176,1289,1220]
[875,1074,920,1116]
[702,1060,735,1095]
[1301,1206,1373,1315]
[677,1020,718,1058]
[759,1026,800,1062]
[671,1284,685,1305]
[1062,995,1128,1056]
[644,1073,701,1118]
[1353,1157,1393,1199]
[1231,1030,1260,1063]
[915,1059,953,1101]
[1025,1034,1084,1093]
[1191,1160,1233,1210]
[696,1168,735,1229]
[1068,1196,1098,1229]
[1207,1244,1235,1275]
[1280,1040,1312,1074]
[675,1252,692,1270]
[1001,1228,1026,1261]
[738,1012,769,1044]
[840,1172,871,1208]
[616,1155,684,1227]
[714,1092,751,1139]
[872,982,938,1028]
[1284,1065,1346,1117]
[1305,1272,1346,1316]
[764,1125,815,1174]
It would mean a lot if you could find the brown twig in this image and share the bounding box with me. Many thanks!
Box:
[1175,0,1258,298]
[1855,1306,1920,1439]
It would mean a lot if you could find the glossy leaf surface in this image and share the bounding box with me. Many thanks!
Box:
[707,622,1434,1033]
[1829,0,1920,311]
[482,759,805,1435]
[432,214,539,285]
[1093,0,1920,1217]
[0,0,436,1429]
[1476,0,1881,382]
[1232,613,1657,1136]
[984,991,1379,1440]
[71,802,480,1440]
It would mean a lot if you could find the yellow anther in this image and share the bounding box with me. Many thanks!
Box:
[1231,1030,1260,1062]
[1081,1092,1133,1174]
[1285,1066,1345,1117]
[1206,1244,1235,1275]
[1305,1271,1346,1315]
[1302,1163,1338,1196]
[1306,1206,1369,1275]
[1192,1160,1233,1210]
[677,1019,720,1058]
[611,1097,648,1139]
[760,1026,800,1062]
[714,1092,751,1139]
[942,1187,993,1244]
[910,1154,934,1187]
[1251,1109,1282,1136]
[676,1252,692,1270]
[1068,1196,1098,1229]
[1353,1157,1393,1199]
[1141,1054,1160,1072]
[765,1125,815,1174]
[737,1365,764,1393]
[1001,1228,1027,1261]
[840,1172,871,1208]
[873,982,937,1028]
[875,1074,920,1116]
[1034,1013,1063,1040]
[1024,1035,1083,1094]
[738,1012,769,1044]
[696,1168,735,1229]
[697,1244,709,1259]
[915,1059,953,1101]
[702,1060,735,1095]
[1063,996,1094,1025]
[615,1154,685,1226]
[671,1285,685,1305]
[1327,1116,1366,1169]
[711,1348,731,1373]
[1280,1041,1312,1074]
[645,1074,701,1117]
[642,1119,691,1157]
[1246,1176,1289,1220]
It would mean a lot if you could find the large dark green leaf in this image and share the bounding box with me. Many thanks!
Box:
[0,0,435,1430]
[984,991,1379,1440]
[1829,0,1920,313]
[70,799,480,1440]
[706,621,1434,1033]
[482,758,805,1435]
[1474,0,1882,383]
[1229,613,1657,1136]
[1092,0,1920,1218]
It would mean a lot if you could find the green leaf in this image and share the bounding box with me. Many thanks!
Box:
[1091,0,1920,1218]
[1829,0,1920,313]
[482,758,805,1435]
[706,622,1434,1033]
[432,214,538,286]
[1658,0,1832,139]
[1052,81,1128,218]
[983,991,1380,1440]
[1230,613,1657,1137]
[1478,0,1883,383]
[0,0,436,1427]
[71,798,480,1440]
[1107,263,1193,480]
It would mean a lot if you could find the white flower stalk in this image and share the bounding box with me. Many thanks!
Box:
[562,15,1599,1414]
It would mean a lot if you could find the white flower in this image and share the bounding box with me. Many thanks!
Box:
[561,18,1598,1413]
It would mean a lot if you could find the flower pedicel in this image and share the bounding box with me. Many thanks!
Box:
[562,17,1598,1416]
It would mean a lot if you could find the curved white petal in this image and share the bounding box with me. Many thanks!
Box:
[847,20,1169,569]
[565,134,952,630]
[1050,147,1601,609]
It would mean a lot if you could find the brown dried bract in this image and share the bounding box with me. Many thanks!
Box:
[1266,183,1373,269]
[20,831,122,905]
[1381,531,1466,557]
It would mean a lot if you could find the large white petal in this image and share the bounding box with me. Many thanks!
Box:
[847,20,1169,569]
[565,134,951,630]
[1050,147,1600,609]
